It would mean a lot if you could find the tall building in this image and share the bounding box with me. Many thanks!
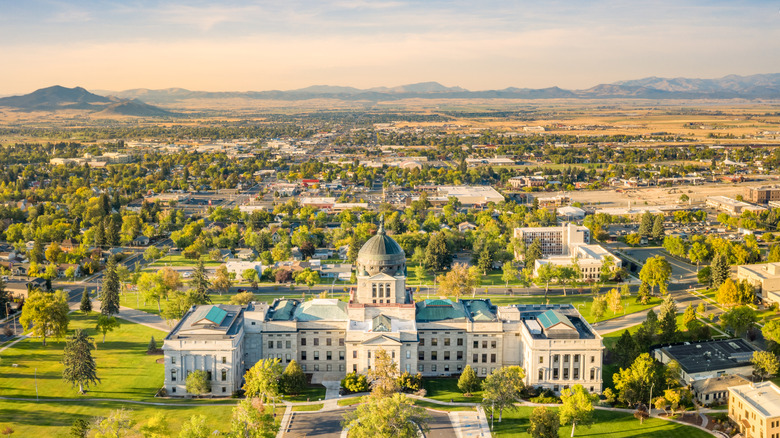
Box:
[163,221,604,396]
[748,185,780,204]
[514,224,590,257]
[729,381,780,438]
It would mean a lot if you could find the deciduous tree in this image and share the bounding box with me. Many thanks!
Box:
[560,384,597,437]
[243,358,282,401]
[458,365,479,396]
[528,406,560,438]
[342,393,429,438]
[481,366,525,422]
[186,370,210,396]
[436,263,479,299]
[751,351,780,381]
[20,289,69,346]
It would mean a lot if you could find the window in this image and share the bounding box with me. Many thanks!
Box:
[353,351,357,359]
[222,356,227,364]
[431,351,438,360]
[340,351,345,360]
[539,370,544,380]
[286,341,291,349]
[327,338,332,346]
[590,368,595,380]
[286,354,291,362]
[327,351,332,360]
[482,354,487,363]
[339,364,345,372]
[563,369,569,380]
[473,354,478,363]
[473,341,479,348]
[539,356,544,364]
[482,368,487,375]
[482,341,487,349]
[490,354,496,363]
[206,371,212,381]
[431,338,438,346]
[372,284,377,297]
[444,338,451,346]
[573,368,579,380]
[314,338,319,346]
[301,338,307,346]
[172,387,176,393]
[301,351,307,360]
[392,351,395,359]
[406,351,411,359]
[327,364,332,371]
[418,364,424,372]
[339,338,345,347]
[457,351,463,360]
[314,351,320,361]
[491,341,497,349]
[419,351,425,360]
[553,368,559,379]
[406,364,411,373]
[171,370,177,382]
[591,356,595,363]
[221,369,227,381]
[444,365,449,372]
[431,365,437,372]
[444,351,450,360]
[457,338,463,346]
[419,339,425,346]
[573,355,579,363]
[277,341,282,349]
[268,341,273,349]
[314,364,319,371]
[553,354,559,363]
[353,364,357,372]
[172,357,176,364]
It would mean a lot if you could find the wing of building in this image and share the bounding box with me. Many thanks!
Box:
[163,220,604,396]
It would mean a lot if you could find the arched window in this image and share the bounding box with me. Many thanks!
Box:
[385,283,391,297]
[372,284,377,297]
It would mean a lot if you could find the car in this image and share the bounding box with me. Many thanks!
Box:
[237,288,245,293]
[182,272,191,278]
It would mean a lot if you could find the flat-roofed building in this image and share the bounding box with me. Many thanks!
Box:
[534,244,622,282]
[514,224,590,257]
[729,381,780,438]
[748,185,780,204]
[706,196,767,215]
[653,338,760,383]
[508,176,546,188]
[737,262,780,305]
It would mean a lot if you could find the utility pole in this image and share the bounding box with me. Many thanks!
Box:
[649,382,654,417]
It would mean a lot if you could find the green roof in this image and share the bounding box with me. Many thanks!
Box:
[192,305,228,325]
[268,299,299,321]
[467,300,496,321]
[415,299,467,322]
[373,314,391,332]
[537,310,575,330]
[294,299,348,321]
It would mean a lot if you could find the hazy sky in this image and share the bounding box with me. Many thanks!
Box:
[2,0,779,94]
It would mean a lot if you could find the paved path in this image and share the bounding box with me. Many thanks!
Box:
[0,396,235,406]
[71,300,170,332]
[450,406,491,438]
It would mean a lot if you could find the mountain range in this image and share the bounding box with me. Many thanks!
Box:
[2,74,780,116]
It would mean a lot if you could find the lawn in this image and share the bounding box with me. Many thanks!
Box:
[423,377,483,403]
[283,384,327,402]
[292,403,323,412]
[412,399,475,412]
[337,396,365,406]
[492,406,712,438]
[0,312,166,401]
[0,399,236,437]
[148,254,224,267]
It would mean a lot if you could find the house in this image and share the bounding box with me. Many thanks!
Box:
[691,374,749,406]
[26,277,49,292]
[312,248,333,260]
[458,222,477,233]
[132,235,150,246]
[235,248,257,261]
[291,247,303,261]
[60,238,77,252]
[57,263,83,279]
[225,260,264,278]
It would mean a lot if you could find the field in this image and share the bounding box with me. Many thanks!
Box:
[493,406,712,438]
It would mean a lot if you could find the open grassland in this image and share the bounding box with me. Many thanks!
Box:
[493,406,712,437]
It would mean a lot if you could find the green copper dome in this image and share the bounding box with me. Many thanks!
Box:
[356,219,406,276]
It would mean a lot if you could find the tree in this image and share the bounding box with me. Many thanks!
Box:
[638,255,672,295]
[342,392,429,438]
[281,360,307,395]
[94,315,120,343]
[590,295,607,322]
[62,329,100,394]
[528,406,560,438]
[633,404,649,424]
[639,212,654,238]
[477,246,493,275]
[143,246,162,263]
[228,398,276,438]
[20,289,69,346]
[697,266,712,285]
[138,272,167,314]
[560,384,597,437]
[147,336,157,354]
[213,265,232,296]
[341,372,369,393]
[606,288,623,315]
[178,414,210,438]
[295,268,320,293]
[160,267,182,291]
[30,238,44,264]
[397,371,422,392]
[613,330,639,368]
[501,261,518,288]
[243,358,282,401]
[688,242,710,267]
[658,294,678,343]
[763,319,780,352]
[636,282,651,304]
[651,215,665,241]
[682,304,697,330]
[525,239,543,269]
[613,353,658,405]
[751,351,780,381]
[720,306,758,337]
[368,348,400,397]
[139,413,170,438]
[536,263,556,301]
[458,365,479,396]
[70,419,90,438]
[92,408,133,438]
[664,389,681,415]
[716,278,740,308]
[436,263,479,299]
[186,370,211,396]
[242,268,259,284]
[481,366,525,422]
[230,291,255,305]
[710,252,730,289]
[80,289,92,314]
[424,232,451,272]
[189,260,211,304]
[101,256,120,316]
[45,242,63,264]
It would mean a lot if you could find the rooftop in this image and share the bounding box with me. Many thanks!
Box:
[730,381,780,418]
[166,304,244,340]
[656,338,759,374]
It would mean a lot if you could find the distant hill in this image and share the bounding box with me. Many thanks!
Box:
[94,73,780,105]
[0,85,171,116]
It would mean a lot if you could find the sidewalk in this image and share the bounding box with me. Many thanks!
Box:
[69,300,170,332]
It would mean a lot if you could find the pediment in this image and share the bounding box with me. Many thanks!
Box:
[361,334,402,346]
[368,272,397,281]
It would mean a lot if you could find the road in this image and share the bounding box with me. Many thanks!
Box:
[282,407,454,438]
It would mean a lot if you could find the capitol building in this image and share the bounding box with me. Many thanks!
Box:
[162,222,605,396]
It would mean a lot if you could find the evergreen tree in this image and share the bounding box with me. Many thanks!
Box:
[0,276,9,318]
[711,252,730,289]
[104,217,118,247]
[281,360,307,395]
[424,232,451,272]
[651,215,665,241]
[100,256,120,316]
[79,289,92,314]
[644,309,659,335]
[658,295,678,343]
[62,329,100,394]
[147,336,157,354]
[190,260,211,304]
[477,246,493,275]
[613,330,638,368]
[30,238,44,264]
[636,282,651,304]
[70,419,89,438]
[99,193,111,217]
[525,239,543,270]
[94,222,105,248]
[638,212,654,238]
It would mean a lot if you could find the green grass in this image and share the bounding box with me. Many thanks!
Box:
[412,399,476,411]
[423,377,483,403]
[337,396,365,406]
[149,254,224,267]
[493,406,712,437]
[0,399,236,437]
[283,385,327,402]
[0,312,166,401]
[292,403,323,412]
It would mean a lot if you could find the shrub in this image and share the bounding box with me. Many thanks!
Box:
[341,372,369,394]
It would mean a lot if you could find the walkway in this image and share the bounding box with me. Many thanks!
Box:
[0,396,235,407]
[70,300,170,332]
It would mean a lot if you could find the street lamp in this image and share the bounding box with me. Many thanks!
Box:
[648,382,655,417]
